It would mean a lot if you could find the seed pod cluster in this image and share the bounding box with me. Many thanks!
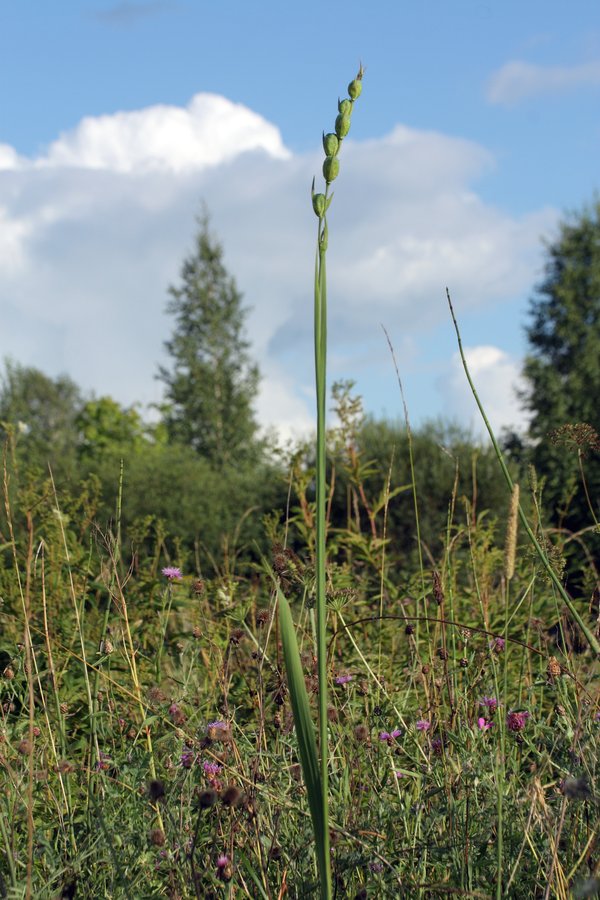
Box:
[312,64,364,215]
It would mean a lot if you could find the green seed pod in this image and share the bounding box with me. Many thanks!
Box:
[312,192,327,217]
[348,78,362,100]
[338,98,352,116]
[322,156,340,183]
[335,113,351,139]
[322,132,339,156]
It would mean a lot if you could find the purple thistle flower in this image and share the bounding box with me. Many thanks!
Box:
[416,719,431,732]
[162,566,182,580]
[207,720,227,730]
[203,761,222,776]
[180,750,195,768]
[506,710,530,732]
[394,770,405,778]
[216,854,229,869]
[378,727,402,742]
[480,696,499,710]
[335,674,353,685]
[490,637,505,652]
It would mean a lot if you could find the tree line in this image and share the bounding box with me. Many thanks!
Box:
[1,201,599,582]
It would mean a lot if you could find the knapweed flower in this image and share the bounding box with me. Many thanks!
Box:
[203,761,222,777]
[207,720,231,742]
[480,696,499,711]
[379,728,402,741]
[416,719,431,732]
[162,566,182,580]
[477,717,494,731]
[95,751,111,771]
[180,750,195,768]
[216,854,232,882]
[168,703,186,726]
[506,710,530,732]
[335,674,353,685]
[490,637,505,652]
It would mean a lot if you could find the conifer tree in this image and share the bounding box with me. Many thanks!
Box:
[158,214,260,466]
[521,200,600,533]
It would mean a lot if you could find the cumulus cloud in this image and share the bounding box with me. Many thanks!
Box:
[440,346,529,438]
[0,92,552,437]
[487,59,600,106]
[39,94,290,173]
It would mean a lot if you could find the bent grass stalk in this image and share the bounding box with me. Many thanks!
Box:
[277,67,363,899]
[446,288,600,658]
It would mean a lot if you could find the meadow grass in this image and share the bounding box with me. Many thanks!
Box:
[1,70,599,899]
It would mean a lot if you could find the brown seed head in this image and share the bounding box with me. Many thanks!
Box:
[149,828,165,846]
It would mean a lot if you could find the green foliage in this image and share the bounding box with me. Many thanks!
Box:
[75,396,149,462]
[521,200,600,538]
[157,213,261,467]
[0,359,82,477]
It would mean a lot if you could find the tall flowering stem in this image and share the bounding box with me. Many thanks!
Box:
[313,65,363,897]
[278,67,363,900]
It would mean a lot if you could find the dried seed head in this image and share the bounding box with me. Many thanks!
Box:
[504,483,520,581]
[18,739,32,755]
[197,789,218,809]
[149,828,165,846]
[562,776,591,801]
[322,132,339,156]
[546,656,562,679]
[354,724,369,743]
[148,779,166,802]
[220,785,243,808]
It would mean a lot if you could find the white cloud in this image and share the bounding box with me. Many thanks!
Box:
[0,93,553,437]
[440,346,529,438]
[487,59,600,106]
[0,144,22,170]
[39,94,290,173]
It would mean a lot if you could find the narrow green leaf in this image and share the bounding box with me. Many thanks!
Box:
[277,586,331,898]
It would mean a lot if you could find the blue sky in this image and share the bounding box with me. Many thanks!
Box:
[1,1,599,439]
